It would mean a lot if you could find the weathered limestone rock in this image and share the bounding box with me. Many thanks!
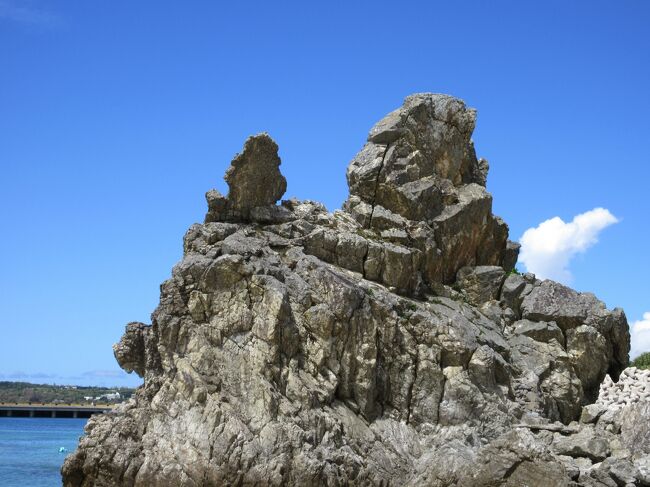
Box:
[512,319,564,344]
[63,94,641,487]
[521,281,629,401]
[580,403,605,424]
[503,240,521,272]
[609,383,650,455]
[455,265,506,305]
[500,273,528,312]
[205,133,287,222]
[343,93,513,285]
[552,427,611,462]
[456,429,571,487]
[112,322,159,378]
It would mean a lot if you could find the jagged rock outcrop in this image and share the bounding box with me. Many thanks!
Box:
[205,133,288,223]
[343,94,517,287]
[63,94,639,487]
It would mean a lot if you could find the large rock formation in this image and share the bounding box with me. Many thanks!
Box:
[63,94,640,486]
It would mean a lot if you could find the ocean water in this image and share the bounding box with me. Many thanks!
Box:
[0,418,86,487]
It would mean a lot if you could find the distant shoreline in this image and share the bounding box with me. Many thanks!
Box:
[0,380,135,406]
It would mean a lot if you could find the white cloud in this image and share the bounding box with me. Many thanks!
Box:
[519,207,618,283]
[631,312,650,359]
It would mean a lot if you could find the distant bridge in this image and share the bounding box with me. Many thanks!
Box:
[0,404,113,418]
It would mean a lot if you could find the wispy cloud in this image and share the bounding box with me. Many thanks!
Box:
[0,371,58,380]
[519,207,618,283]
[0,1,61,27]
[82,370,126,379]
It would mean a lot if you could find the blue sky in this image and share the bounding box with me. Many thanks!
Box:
[0,1,648,387]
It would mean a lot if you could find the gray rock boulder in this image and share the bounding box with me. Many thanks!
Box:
[552,427,611,462]
[521,280,630,401]
[581,403,606,424]
[512,319,564,344]
[500,272,528,312]
[619,402,650,455]
[205,133,287,222]
[455,265,506,305]
[457,429,571,487]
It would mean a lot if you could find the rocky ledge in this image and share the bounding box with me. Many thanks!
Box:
[62,94,643,486]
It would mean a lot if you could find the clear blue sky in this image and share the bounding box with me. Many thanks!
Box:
[1,1,648,387]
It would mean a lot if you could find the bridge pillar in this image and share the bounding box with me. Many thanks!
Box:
[73,411,78,418]
[7,410,11,417]
[51,411,56,418]
[29,410,34,417]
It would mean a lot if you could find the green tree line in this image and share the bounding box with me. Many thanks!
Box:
[0,381,135,405]
[632,352,650,370]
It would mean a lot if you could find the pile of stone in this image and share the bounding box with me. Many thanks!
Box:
[597,367,650,410]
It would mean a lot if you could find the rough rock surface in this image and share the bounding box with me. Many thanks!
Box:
[62,94,641,487]
[204,133,287,222]
[343,93,517,286]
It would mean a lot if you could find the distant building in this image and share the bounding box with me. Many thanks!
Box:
[93,392,121,402]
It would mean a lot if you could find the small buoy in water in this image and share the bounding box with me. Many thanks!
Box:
[59,447,67,453]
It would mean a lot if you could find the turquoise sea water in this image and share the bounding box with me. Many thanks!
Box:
[0,418,86,487]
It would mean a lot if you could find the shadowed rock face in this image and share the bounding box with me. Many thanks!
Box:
[62,94,636,487]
